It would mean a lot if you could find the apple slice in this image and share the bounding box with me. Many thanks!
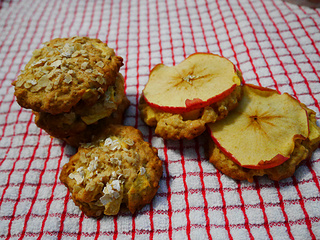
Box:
[143,53,242,113]
[207,84,309,169]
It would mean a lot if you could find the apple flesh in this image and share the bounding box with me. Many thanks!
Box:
[207,84,309,169]
[143,53,242,113]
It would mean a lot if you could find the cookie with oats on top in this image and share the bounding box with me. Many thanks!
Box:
[13,36,123,114]
[59,125,163,217]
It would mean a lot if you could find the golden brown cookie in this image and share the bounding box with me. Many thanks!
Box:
[34,73,127,142]
[13,36,123,114]
[206,101,320,182]
[59,125,163,217]
[139,85,242,140]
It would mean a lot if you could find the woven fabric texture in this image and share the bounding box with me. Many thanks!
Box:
[0,0,320,239]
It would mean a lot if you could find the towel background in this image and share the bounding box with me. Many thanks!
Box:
[0,0,319,239]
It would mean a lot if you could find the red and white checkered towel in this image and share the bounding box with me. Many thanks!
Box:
[0,0,319,239]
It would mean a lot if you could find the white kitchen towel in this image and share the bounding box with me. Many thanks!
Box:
[0,0,319,239]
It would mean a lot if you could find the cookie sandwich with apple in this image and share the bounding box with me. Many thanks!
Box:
[207,84,320,182]
[139,53,243,140]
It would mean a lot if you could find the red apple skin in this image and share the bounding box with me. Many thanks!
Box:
[207,125,290,170]
[143,84,237,114]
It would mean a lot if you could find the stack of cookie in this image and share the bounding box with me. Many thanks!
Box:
[13,37,163,217]
[13,37,130,147]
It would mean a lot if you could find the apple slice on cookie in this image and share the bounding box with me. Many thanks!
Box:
[139,53,243,140]
[207,84,310,170]
[143,53,242,113]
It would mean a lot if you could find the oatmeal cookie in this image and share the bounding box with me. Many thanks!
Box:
[206,105,320,182]
[139,85,242,140]
[60,125,163,217]
[13,36,123,114]
[34,73,127,141]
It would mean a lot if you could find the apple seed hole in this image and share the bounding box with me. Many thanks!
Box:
[250,115,258,122]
